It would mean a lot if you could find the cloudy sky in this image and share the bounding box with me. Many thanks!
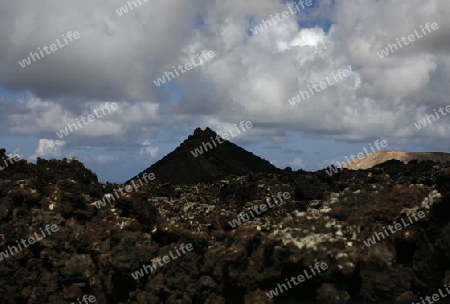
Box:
[1,0,449,183]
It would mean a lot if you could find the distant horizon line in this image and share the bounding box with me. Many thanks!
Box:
[2,148,448,183]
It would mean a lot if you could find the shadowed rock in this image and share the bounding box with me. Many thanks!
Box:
[128,127,279,184]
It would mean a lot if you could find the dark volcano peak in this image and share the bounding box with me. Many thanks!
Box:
[192,127,216,137]
[128,127,279,184]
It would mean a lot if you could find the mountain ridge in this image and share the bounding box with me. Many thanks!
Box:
[343,150,450,170]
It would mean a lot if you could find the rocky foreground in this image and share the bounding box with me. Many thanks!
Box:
[1,147,450,303]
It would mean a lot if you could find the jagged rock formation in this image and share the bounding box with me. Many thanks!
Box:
[344,150,450,170]
[0,142,450,303]
[128,127,279,184]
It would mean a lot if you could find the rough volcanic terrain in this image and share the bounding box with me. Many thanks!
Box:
[1,132,450,303]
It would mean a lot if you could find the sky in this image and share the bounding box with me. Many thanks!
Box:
[0,0,449,183]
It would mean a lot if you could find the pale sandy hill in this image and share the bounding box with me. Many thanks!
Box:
[343,150,450,170]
